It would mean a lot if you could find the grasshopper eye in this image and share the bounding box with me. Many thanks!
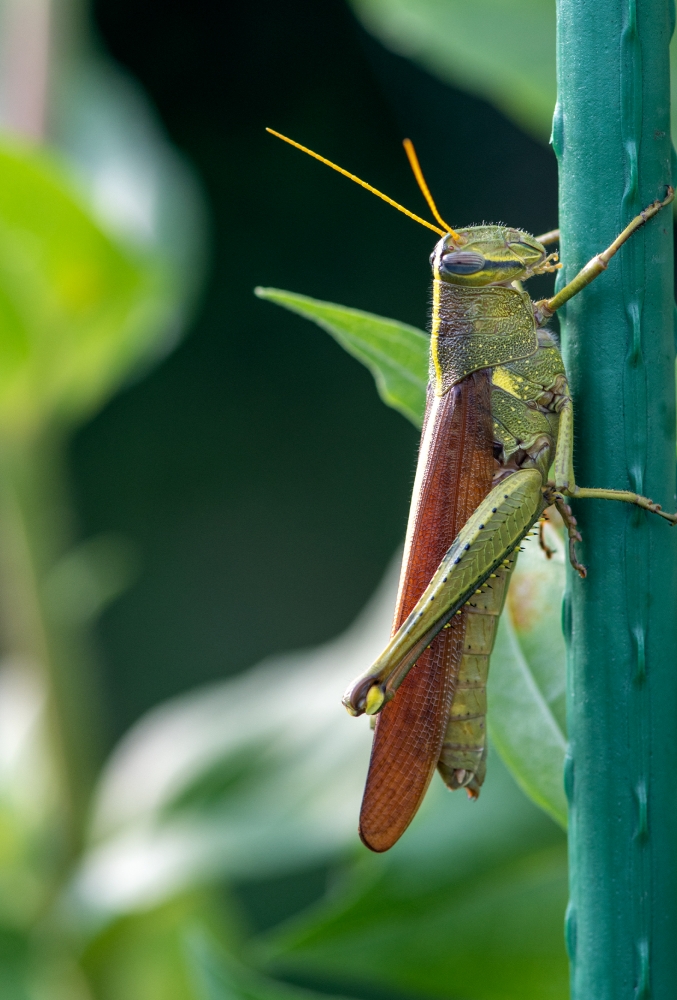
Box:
[440,251,486,275]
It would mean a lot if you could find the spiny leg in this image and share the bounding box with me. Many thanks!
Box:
[534,187,674,321]
[566,485,677,525]
[543,487,586,578]
[544,480,677,578]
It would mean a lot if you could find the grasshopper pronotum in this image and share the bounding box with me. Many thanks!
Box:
[268,128,675,852]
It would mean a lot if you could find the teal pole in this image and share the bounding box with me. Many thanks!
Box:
[554,0,677,996]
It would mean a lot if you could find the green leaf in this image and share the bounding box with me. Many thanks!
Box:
[255,288,428,427]
[80,894,232,1000]
[266,849,569,1000]
[258,758,568,1000]
[489,519,567,828]
[185,928,349,1000]
[349,0,557,143]
[0,923,86,1000]
[0,140,176,441]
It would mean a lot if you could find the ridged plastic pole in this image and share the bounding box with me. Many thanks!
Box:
[553,0,677,996]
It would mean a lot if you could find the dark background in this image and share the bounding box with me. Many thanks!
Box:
[80,0,558,742]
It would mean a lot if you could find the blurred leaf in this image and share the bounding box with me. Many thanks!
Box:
[350,0,677,160]
[185,927,349,1000]
[0,658,87,999]
[67,558,402,921]
[349,0,557,143]
[0,661,65,928]
[0,926,31,1000]
[0,924,90,1000]
[258,757,568,1000]
[69,540,567,927]
[255,288,428,427]
[488,518,567,828]
[53,56,206,298]
[66,549,569,996]
[81,893,233,1000]
[0,141,176,440]
[43,533,139,627]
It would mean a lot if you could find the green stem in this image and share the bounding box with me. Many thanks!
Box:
[0,433,102,860]
[555,0,677,995]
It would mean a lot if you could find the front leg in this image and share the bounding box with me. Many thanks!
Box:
[534,187,674,321]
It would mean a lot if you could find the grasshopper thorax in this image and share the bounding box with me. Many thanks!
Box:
[432,226,549,286]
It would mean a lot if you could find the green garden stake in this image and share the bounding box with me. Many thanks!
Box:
[555,0,677,995]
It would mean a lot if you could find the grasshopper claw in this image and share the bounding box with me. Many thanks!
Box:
[343,676,385,717]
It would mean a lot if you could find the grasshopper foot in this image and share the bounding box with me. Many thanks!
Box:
[343,677,385,717]
[543,487,587,578]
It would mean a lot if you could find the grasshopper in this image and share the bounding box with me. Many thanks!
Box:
[268,128,676,852]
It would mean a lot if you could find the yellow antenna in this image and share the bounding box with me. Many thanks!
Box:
[402,139,461,241]
[266,128,447,238]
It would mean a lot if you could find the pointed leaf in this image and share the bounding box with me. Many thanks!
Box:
[255,288,427,427]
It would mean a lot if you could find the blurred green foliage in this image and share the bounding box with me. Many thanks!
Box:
[0,542,569,1000]
[350,0,557,142]
[349,0,677,153]
[0,143,170,441]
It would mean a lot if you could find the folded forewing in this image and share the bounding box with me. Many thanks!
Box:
[359,371,495,852]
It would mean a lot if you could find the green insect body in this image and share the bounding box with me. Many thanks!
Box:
[438,549,516,790]
[409,228,567,789]
[348,226,568,785]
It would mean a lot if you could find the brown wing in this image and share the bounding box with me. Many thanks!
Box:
[358,370,494,852]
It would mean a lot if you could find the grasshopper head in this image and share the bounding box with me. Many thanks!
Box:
[432,226,557,286]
